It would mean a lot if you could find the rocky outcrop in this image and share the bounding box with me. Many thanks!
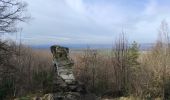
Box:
[30,93,97,100]
[50,45,97,100]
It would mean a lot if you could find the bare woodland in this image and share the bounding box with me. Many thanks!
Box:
[1,0,170,100]
[73,21,170,100]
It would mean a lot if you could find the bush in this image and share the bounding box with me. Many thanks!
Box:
[32,71,54,93]
[0,77,14,100]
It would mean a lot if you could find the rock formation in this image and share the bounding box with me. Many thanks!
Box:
[50,45,96,100]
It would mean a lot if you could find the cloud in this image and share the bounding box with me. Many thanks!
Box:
[6,0,170,45]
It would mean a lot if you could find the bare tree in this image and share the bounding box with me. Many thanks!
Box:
[0,0,29,33]
[113,32,129,94]
[158,20,170,100]
[0,0,29,99]
[144,20,170,99]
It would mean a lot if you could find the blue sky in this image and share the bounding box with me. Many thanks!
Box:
[3,0,170,46]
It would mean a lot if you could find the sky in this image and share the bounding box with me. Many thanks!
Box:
[3,0,170,46]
